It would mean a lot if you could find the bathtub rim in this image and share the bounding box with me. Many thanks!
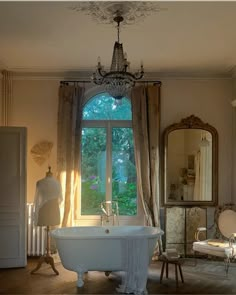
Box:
[51,225,164,240]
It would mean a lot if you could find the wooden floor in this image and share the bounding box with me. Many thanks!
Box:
[1,257,236,294]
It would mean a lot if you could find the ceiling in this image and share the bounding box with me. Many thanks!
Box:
[1,1,236,77]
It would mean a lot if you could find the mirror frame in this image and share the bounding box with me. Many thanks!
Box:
[162,115,218,207]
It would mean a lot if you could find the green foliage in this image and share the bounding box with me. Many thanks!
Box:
[81,128,106,179]
[81,179,137,216]
[83,93,132,120]
[113,182,137,215]
[81,93,137,216]
[81,176,105,215]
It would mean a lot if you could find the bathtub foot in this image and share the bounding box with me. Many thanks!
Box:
[76,271,84,287]
[77,275,84,288]
[105,271,111,277]
[76,265,87,287]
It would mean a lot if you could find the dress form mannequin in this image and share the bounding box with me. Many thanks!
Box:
[37,199,60,226]
[31,167,62,275]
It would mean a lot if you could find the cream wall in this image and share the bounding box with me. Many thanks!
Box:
[8,77,234,205]
[11,80,59,202]
[161,78,233,204]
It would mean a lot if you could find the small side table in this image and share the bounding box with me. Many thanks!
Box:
[159,254,184,287]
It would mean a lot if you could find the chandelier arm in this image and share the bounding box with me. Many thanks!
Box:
[93,79,104,85]
[133,71,144,80]
[102,71,143,81]
[92,72,104,85]
[97,67,107,78]
[92,14,144,100]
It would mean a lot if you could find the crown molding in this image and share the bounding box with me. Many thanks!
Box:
[232,99,236,108]
[11,70,88,81]
[10,69,233,81]
[230,66,236,79]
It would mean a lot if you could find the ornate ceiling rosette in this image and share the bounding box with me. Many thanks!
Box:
[69,1,167,25]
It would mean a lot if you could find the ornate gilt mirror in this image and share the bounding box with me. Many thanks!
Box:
[163,115,218,206]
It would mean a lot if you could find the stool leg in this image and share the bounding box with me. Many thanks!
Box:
[178,264,184,283]
[175,264,179,288]
[166,262,169,278]
[160,262,165,283]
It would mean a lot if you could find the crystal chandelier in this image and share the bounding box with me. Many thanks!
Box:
[92,15,144,100]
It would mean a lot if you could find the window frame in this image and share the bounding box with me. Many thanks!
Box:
[75,91,144,225]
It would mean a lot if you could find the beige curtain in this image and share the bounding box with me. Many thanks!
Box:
[131,83,161,227]
[199,134,212,201]
[193,151,201,201]
[57,84,85,227]
[1,70,13,126]
[194,132,212,201]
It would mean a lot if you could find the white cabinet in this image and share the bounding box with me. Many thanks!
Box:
[0,127,27,267]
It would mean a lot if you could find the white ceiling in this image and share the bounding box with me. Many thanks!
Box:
[1,1,236,77]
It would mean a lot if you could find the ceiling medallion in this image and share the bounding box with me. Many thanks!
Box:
[69,1,167,25]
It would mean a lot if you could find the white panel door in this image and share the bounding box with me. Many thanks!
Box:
[0,127,27,268]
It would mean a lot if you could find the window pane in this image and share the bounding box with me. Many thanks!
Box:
[83,93,132,120]
[112,128,137,215]
[81,128,106,215]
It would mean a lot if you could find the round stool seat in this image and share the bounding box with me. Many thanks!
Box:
[159,253,184,287]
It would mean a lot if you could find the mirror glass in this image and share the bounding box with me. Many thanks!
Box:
[163,115,218,206]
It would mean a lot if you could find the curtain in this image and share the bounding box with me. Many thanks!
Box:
[1,70,13,126]
[131,83,161,227]
[193,151,200,200]
[199,142,212,201]
[194,133,212,201]
[57,84,85,227]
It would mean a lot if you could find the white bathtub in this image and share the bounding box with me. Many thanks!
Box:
[51,226,163,291]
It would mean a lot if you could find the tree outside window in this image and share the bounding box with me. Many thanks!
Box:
[81,93,137,216]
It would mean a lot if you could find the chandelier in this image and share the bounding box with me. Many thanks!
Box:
[92,15,144,100]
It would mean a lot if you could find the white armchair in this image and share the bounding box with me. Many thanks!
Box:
[193,205,236,274]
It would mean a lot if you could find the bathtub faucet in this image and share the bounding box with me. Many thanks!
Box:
[100,200,119,226]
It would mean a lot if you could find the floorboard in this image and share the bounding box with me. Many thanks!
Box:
[1,257,236,294]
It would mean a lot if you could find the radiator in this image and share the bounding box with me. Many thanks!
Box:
[27,203,46,256]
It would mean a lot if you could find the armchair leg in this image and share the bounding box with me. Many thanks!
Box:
[193,251,198,266]
[224,257,230,275]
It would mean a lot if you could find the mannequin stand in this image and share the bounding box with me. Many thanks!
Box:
[31,226,59,275]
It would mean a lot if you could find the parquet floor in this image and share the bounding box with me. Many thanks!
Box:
[1,257,236,294]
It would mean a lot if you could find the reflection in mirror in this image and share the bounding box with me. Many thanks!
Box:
[167,129,212,202]
[163,115,218,206]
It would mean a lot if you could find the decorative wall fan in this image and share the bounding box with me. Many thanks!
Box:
[31,141,53,166]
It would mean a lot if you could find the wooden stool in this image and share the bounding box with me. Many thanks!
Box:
[159,255,184,287]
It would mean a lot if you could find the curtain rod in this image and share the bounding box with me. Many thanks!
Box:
[60,80,161,85]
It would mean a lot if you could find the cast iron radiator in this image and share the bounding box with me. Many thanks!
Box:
[27,203,46,256]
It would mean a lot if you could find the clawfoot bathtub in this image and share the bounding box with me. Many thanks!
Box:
[51,226,163,291]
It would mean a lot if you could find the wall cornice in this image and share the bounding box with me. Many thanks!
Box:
[10,69,233,81]
[231,66,236,79]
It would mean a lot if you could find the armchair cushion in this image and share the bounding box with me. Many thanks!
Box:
[207,239,227,247]
[193,240,236,258]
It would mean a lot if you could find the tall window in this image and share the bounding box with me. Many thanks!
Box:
[81,92,137,216]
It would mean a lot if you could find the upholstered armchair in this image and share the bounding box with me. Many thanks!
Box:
[193,204,236,274]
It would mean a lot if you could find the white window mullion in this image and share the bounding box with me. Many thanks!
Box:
[106,122,112,201]
[78,93,144,225]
